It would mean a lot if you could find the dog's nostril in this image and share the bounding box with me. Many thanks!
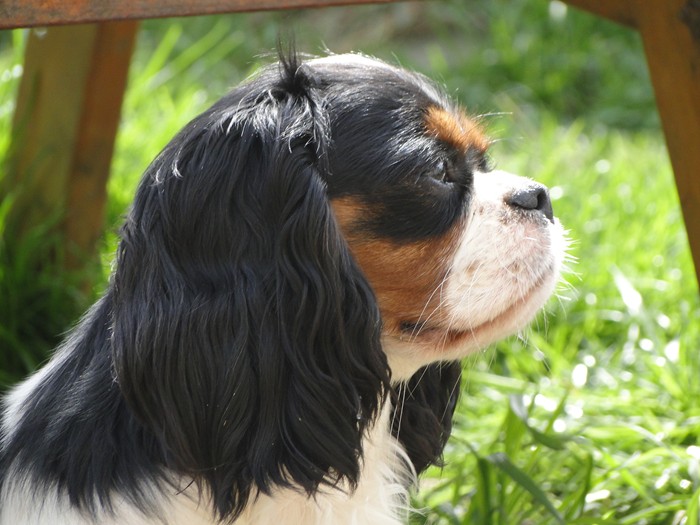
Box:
[507,185,554,223]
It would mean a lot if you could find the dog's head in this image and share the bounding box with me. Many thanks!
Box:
[110,53,565,519]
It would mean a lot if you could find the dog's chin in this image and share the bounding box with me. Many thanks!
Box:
[440,265,558,349]
[384,262,560,382]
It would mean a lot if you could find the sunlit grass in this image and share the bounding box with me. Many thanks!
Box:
[414,114,700,524]
[1,2,699,523]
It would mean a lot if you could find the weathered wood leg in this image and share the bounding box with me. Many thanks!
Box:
[562,0,700,286]
[2,21,138,272]
[636,0,700,286]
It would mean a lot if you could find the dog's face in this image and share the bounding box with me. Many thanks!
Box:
[306,55,565,379]
[107,53,566,518]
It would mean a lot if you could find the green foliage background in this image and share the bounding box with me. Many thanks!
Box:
[1,1,699,523]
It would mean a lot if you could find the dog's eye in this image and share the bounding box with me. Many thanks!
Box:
[430,159,452,185]
[475,151,494,173]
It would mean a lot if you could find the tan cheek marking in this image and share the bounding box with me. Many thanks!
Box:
[425,106,490,154]
[331,196,461,336]
[330,196,367,227]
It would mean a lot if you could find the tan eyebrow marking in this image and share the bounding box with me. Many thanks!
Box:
[424,106,490,154]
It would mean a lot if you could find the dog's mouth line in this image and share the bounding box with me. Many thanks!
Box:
[397,263,555,345]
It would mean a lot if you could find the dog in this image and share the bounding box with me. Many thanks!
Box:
[0,52,566,524]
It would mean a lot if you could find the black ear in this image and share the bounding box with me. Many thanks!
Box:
[110,56,390,521]
[391,362,461,475]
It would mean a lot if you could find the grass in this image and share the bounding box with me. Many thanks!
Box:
[1,1,699,523]
[415,117,700,524]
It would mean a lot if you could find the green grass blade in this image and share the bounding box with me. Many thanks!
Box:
[687,487,700,525]
[486,452,565,525]
[509,394,569,450]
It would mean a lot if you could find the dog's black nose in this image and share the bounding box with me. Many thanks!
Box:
[507,184,554,223]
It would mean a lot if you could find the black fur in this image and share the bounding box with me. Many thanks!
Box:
[0,52,467,522]
[0,296,167,515]
[392,363,461,474]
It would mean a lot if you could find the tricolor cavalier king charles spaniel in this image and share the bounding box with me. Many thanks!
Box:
[0,53,565,524]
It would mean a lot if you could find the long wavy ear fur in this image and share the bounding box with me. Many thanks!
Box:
[111,52,390,521]
[391,362,461,474]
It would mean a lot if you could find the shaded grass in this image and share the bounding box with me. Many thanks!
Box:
[1,1,699,523]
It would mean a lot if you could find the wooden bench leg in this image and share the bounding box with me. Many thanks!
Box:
[636,0,700,286]
[2,21,138,272]
[563,0,700,286]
